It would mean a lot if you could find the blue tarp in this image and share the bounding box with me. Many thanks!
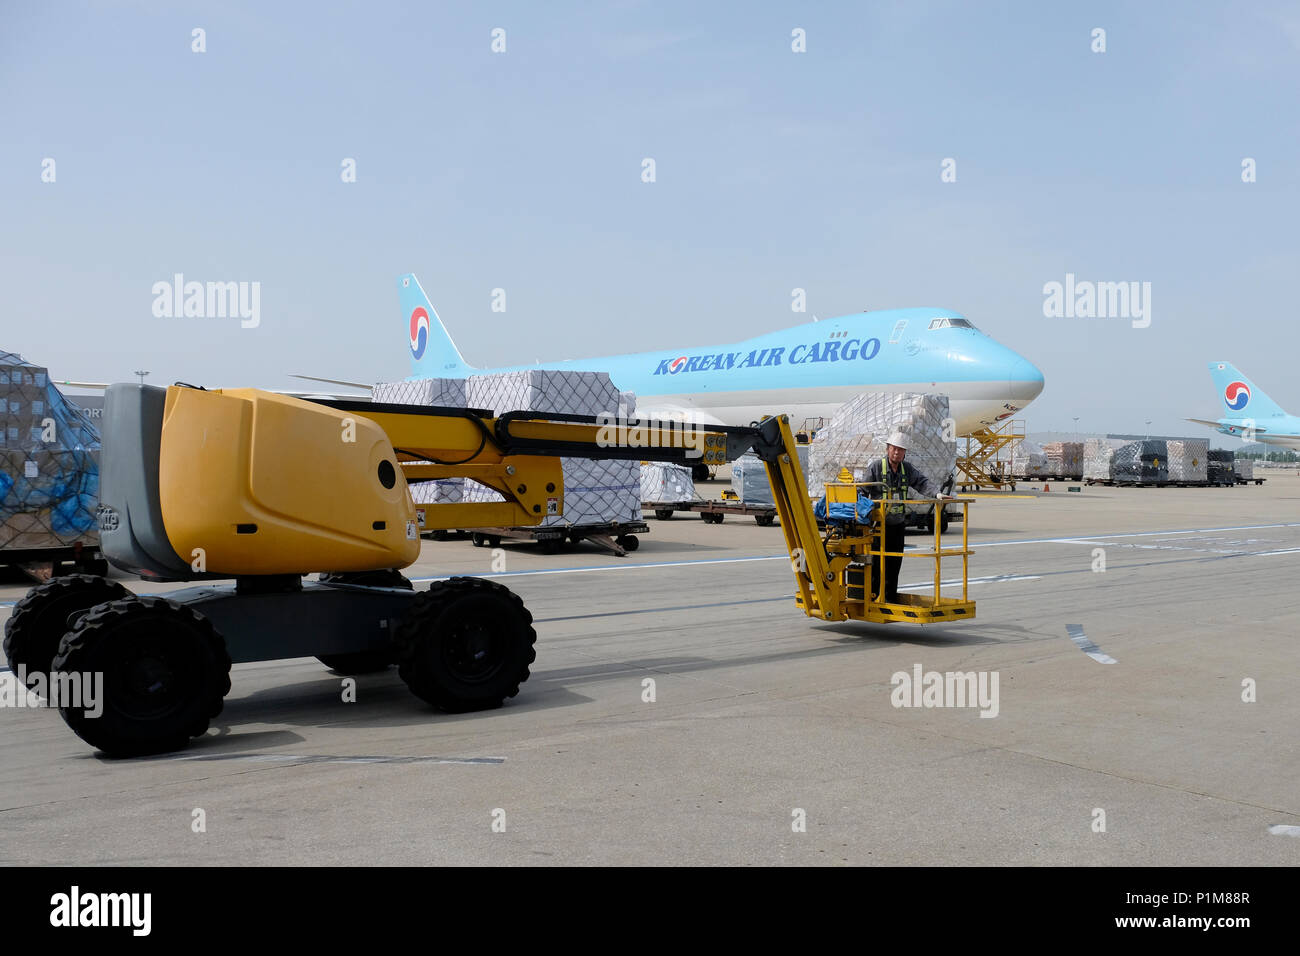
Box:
[814,494,875,525]
[1,351,101,549]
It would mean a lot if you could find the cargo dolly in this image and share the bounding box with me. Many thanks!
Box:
[645,498,779,526]
[4,385,976,757]
[413,511,647,555]
[467,520,647,555]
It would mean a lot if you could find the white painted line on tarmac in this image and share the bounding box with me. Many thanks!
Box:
[1267,824,1300,837]
[1066,624,1117,664]
[972,522,1300,549]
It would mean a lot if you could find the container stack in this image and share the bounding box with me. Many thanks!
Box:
[1042,441,1083,478]
[1083,438,1128,481]
[463,370,640,527]
[1111,440,1169,484]
[0,352,101,555]
[1012,439,1049,479]
[807,393,955,493]
[640,462,694,504]
[1207,449,1235,485]
[731,454,773,504]
[372,377,469,505]
[1234,457,1254,481]
[1166,439,1209,483]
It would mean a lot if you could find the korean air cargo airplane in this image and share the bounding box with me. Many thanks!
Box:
[398,274,1044,435]
[1188,362,1300,449]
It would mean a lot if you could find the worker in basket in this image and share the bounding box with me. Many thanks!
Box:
[861,430,952,603]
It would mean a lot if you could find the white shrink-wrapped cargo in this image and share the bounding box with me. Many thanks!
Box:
[1234,457,1253,480]
[1041,441,1083,478]
[464,370,639,527]
[1083,438,1128,480]
[731,453,773,504]
[807,393,955,495]
[1166,439,1209,483]
[372,377,467,408]
[1012,439,1049,479]
[640,462,695,504]
[466,370,622,419]
[372,378,470,504]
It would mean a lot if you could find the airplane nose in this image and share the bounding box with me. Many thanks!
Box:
[1006,356,1045,402]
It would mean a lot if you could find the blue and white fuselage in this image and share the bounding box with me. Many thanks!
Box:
[401,274,1044,435]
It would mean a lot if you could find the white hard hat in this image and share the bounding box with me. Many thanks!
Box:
[886,430,909,450]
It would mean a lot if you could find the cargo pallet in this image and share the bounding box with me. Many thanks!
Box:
[646,500,778,526]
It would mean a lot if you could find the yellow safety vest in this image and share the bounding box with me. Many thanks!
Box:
[882,458,908,518]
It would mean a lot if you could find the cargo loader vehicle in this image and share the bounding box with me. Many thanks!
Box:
[3,384,974,756]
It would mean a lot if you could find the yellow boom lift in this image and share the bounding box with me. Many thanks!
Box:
[2,385,974,756]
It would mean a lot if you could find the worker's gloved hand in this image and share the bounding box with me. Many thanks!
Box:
[936,492,953,500]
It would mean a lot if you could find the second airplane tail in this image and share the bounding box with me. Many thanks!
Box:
[400,274,472,379]
[1207,362,1287,420]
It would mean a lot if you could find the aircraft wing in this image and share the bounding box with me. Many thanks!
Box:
[1187,418,1300,440]
[290,374,374,391]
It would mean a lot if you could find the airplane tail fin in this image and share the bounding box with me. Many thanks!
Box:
[1208,361,1286,419]
[399,274,473,378]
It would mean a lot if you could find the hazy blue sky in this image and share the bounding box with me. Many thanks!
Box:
[2,0,1297,435]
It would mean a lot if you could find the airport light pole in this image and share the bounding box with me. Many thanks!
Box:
[1145,419,1152,440]
[1073,416,1079,440]
[134,370,149,385]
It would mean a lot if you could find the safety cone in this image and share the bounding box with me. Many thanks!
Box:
[1043,483,1050,492]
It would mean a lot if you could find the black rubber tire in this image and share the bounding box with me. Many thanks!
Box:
[3,574,129,691]
[940,512,950,534]
[50,596,231,757]
[703,512,724,524]
[755,514,776,527]
[538,538,562,554]
[616,534,639,552]
[654,509,674,521]
[396,577,536,713]
[691,463,712,482]
[470,533,487,548]
[74,558,110,577]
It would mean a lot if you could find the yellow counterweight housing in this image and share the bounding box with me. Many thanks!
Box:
[158,387,420,575]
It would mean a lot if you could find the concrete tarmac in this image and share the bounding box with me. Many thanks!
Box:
[2,473,1298,865]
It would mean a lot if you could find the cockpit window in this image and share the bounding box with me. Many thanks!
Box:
[927,317,977,330]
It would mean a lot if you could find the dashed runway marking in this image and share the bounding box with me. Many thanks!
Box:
[1066,624,1117,664]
